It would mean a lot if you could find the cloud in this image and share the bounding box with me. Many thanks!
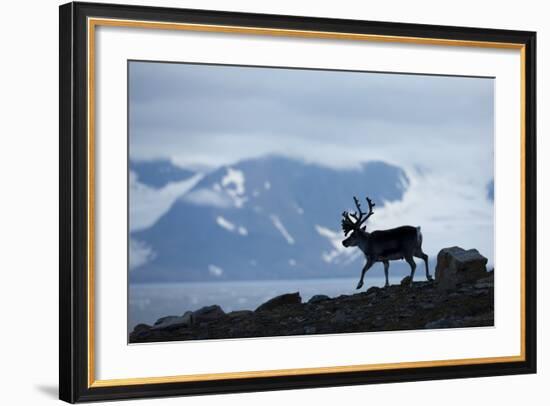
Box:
[129,61,494,173]
[129,239,156,270]
[364,168,494,267]
[208,264,224,277]
[315,225,353,264]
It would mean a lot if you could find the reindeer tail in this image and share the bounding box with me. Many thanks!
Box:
[416,226,423,247]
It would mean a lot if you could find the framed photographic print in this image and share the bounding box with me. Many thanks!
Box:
[59,1,537,403]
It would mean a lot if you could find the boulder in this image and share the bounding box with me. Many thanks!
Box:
[474,281,493,289]
[256,292,301,312]
[227,310,253,319]
[424,317,455,329]
[130,267,495,343]
[400,275,412,286]
[151,311,194,330]
[154,315,179,326]
[419,302,435,310]
[308,294,330,304]
[435,246,488,290]
[330,310,348,324]
[366,286,381,295]
[132,323,152,334]
[193,305,225,324]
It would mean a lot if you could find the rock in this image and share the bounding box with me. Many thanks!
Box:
[256,292,301,312]
[227,310,253,319]
[152,312,194,330]
[129,264,495,344]
[132,323,151,334]
[400,276,411,286]
[366,292,377,301]
[366,286,381,294]
[467,289,487,297]
[424,317,464,329]
[476,273,494,285]
[330,311,348,324]
[308,294,330,304]
[154,315,179,326]
[193,305,225,323]
[419,303,435,310]
[424,318,453,329]
[372,315,385,327]
[435,246,488,291]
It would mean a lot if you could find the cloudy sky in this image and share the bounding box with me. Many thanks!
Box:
[129,61,495,264]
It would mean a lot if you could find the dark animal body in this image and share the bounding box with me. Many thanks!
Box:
[341,197,432,289]
[368,226,422,259]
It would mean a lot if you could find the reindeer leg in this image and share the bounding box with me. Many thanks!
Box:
[405,255,416,287]
[356,258,374,290]
[422,253,433,281]
[415,251,433,281]
[383,260,390,288]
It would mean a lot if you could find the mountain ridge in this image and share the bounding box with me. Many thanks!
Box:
[130,156,412,283]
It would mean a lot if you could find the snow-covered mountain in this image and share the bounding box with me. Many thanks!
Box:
[130,156,410,283]
[130,159,195,188]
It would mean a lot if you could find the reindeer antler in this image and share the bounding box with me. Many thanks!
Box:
[341,196,376,235]
[364,197,375,221]
[341,211,357,236]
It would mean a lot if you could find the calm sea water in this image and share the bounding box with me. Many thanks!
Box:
[129,277,388,332]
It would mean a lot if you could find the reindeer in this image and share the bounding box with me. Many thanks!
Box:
[341,196,433,289]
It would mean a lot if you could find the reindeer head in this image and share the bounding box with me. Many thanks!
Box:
[341,196,375,247]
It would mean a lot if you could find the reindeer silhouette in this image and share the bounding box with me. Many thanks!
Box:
[341,196,433,289]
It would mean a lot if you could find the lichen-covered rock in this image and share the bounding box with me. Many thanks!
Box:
[151,311,193,330]
[255,292,301,312]
[435,246,488,290]
[132,323,152,334]
[227,310,253,319]
[330,310,349,324]
[424,317,456,329]
[366,286,381,295]
[129,272,494,344]
[154,315,178,326]
[193,305,225,323]
[308,294,330,304]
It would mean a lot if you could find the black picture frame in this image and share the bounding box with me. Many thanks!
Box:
[59,1,537,403]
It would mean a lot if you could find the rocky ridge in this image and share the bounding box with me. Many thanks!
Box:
[130,246,494,343]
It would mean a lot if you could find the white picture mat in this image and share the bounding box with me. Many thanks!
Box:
[93,22,521,380]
